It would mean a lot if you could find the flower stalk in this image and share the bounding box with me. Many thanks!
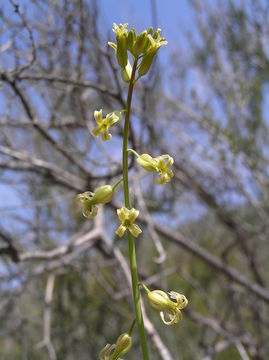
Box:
[122,57,149,359]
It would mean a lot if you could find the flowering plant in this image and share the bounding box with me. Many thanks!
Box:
[76,23,188,359]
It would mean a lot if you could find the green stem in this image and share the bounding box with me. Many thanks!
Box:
[141,283,150,294]
[128,319,136,336]
[112,178,123,191]
[127,148,140,158]
[122,58,149,360]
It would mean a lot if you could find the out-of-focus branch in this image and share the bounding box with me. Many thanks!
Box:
[0,145,86,192]
[174,164,265,286]
[8,0,36,74]
[16,73,120,100]
[36,274,57,360]
[0,73,90,175]
[153,220,269,303]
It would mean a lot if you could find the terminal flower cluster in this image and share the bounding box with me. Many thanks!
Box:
[108,23,167,82]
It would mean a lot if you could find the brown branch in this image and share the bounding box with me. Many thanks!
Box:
[154,221,269,303]
[0,73,90,176]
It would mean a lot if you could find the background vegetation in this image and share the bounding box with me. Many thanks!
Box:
[0,0,269,359]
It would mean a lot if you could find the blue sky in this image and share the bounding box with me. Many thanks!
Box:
[99,0,192,50]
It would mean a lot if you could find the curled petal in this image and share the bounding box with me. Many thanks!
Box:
[94,109,103,125]
[173,308,183,324]
[106,113,120,127]
[158,154,174,164]
[92,125,102,138]
[168,291,188,309]
[128,208,139,223]
[101,131,112,141]
[99,344,114,360]
[117,207,128,223]
[83,205,98,219]
[155,170,173,185]
[105,344,116,359]
[115,224,127,237]
[129,223,142,238]
[160,308,182,326]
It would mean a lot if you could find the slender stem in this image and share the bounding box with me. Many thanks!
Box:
[122,58,149,360]
[128,319,136,336]
[112,178,123,191]
[127,148,140,158]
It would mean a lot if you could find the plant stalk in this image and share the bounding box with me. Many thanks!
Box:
[122,57,149,360]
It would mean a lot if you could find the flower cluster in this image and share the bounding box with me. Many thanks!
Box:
[99,332,132,360]
[108,23,167,82]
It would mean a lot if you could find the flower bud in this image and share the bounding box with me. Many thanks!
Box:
[147,26,153,35]
[121,60,132,83]
[116,34,128,69]
[138,51,155,77]
[113,23,128,69]
[136,153,158,172]
[94,185,114,205]
[148,290,170,310]
[99,333,132,360]
[113,333,132,358]
[138,29,167,77]
[133,30,148,56]
[127,28,136,53]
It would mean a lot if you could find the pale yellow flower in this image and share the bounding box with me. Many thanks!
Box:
[143,285,188,325]
[135,152,174,184]
[115,207,142,238]
[92,109,122,141]
[76,185,114,219]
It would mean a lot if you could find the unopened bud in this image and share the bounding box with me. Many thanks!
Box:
[116,34,128,68]
[114,333,132,358]
[121,60,132,83]
[133,30,148,56]
[94,185,114,205]
[138,51,155,77]
[127,28,136,53]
